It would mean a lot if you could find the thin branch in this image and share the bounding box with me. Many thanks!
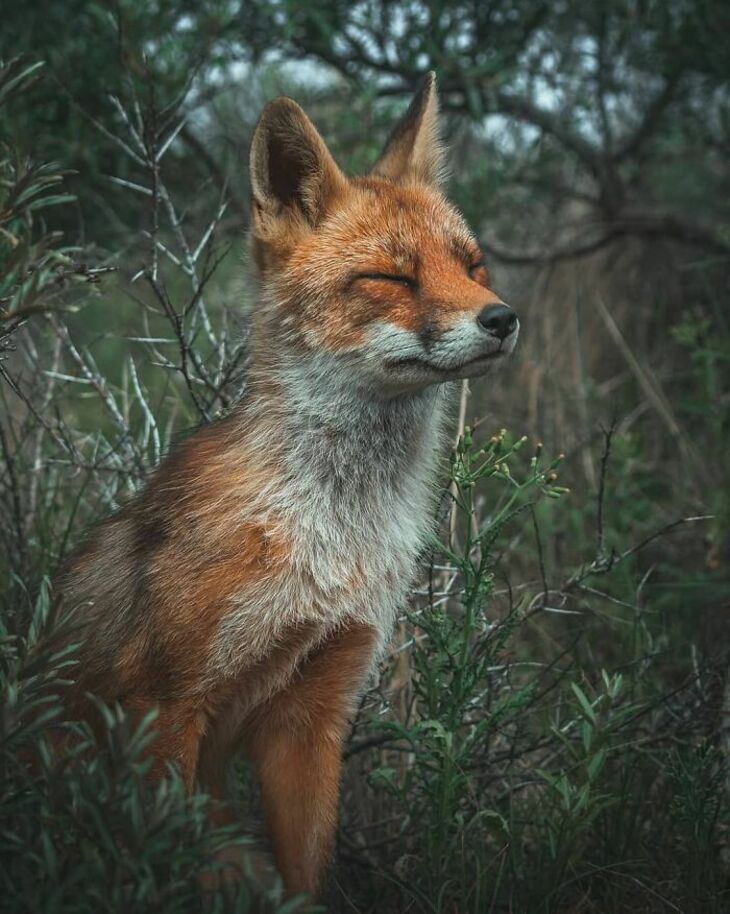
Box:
[530,505,549,607]
[615,72,683,162]
[484,210,730,265]
[595,416,617,561]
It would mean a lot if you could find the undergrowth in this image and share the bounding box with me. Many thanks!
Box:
[334,423,729,913]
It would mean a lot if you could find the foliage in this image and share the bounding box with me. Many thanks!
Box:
[336,424,729,913]
[0,585,312,914]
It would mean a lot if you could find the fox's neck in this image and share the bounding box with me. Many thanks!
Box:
[243,349,452,501]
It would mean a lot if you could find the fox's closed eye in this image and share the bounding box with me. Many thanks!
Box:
[468,260,489,283]
[355,272,416,289]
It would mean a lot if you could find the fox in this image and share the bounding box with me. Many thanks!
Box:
[55,73,519,898]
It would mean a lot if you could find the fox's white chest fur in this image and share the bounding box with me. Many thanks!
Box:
[208,359,453,678]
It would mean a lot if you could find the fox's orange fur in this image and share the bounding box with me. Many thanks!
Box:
[55,74,519,897]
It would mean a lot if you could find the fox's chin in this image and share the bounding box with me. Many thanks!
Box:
[386,349,511,388]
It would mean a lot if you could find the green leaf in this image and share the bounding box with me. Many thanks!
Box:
[571,683,597,724]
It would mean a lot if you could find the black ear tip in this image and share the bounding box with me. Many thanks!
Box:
[421,71,437,93]
[410,71,437,110]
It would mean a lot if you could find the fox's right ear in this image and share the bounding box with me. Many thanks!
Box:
[249,98,346,233]
[372,72,443,185]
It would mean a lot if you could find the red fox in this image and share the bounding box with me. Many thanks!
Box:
[56,73,518,897]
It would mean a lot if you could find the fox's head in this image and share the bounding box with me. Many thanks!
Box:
[249,73,518,395]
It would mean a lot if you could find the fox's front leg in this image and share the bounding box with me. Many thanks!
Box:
[245,623,377,897]
[124,696,207,791]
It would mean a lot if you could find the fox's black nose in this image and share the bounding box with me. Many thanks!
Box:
[477,303,518,340]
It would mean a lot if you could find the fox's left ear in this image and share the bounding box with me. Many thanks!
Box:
[249,97,347,229]
[372,72,443,185]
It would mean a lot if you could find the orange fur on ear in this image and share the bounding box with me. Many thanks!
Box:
[249,97,347,232]
[372,71,443,185]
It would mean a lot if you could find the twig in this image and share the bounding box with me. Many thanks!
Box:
[449,379,470,549]
[530,504,549,607]
[595,415,617,560]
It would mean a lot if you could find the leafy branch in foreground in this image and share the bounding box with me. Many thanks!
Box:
[0,584,314,914]
[0,58,104,331]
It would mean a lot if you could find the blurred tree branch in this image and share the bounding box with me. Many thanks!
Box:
[232,0,729,261]
[484,211,730,264]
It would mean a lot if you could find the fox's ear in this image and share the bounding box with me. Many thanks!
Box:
[249,98,346,228]
[372,72,443,185]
